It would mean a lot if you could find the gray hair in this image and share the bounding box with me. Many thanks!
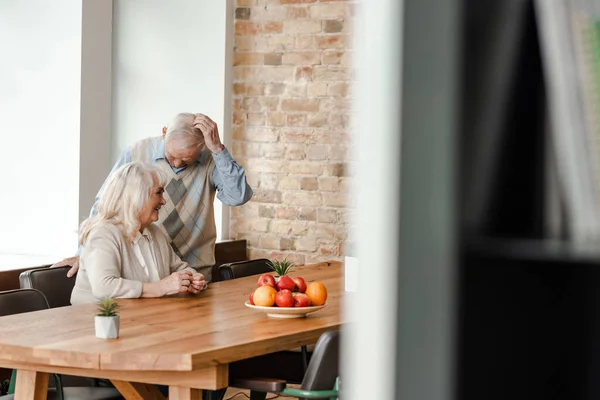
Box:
[79,162,167,245]
[164,112,205,150]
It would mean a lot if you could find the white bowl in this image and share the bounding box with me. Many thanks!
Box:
[244,301,327,318]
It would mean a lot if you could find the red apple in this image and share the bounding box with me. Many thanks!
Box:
[291,276,307,293]
[293,293,311,307]
[274,289,294,308]
[249,291,255,305]
[257,273,276,288]
[276,275,296,292]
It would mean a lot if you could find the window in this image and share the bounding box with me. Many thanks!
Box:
[0,0,82,268]
[0,0,233,270]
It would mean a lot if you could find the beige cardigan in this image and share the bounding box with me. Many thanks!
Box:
[71,222,197,305]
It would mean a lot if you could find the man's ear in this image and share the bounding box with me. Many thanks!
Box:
[161,126,167,138]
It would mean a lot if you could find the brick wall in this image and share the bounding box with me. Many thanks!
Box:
[230,0,355,266]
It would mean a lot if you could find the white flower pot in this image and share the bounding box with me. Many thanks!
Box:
[95,315,120,339]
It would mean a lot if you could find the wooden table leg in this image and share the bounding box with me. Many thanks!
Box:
[169,386,202,400]
[14,370,49,400]
[110,380,166,400]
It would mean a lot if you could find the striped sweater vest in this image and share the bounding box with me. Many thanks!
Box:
[130,137,217,279]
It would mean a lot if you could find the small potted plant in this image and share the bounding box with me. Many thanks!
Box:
[95,297,120,339]
[267,258,295,281]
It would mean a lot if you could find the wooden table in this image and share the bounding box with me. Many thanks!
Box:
[0,261,343,400]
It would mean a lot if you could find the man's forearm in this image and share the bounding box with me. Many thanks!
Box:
[212,147,253,206]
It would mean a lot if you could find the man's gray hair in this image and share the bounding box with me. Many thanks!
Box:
[164,112,205,149]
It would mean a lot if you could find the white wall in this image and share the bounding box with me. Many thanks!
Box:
[112,0,233,240]
[0,0,82,260]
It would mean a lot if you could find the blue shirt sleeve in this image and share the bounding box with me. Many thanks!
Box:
[211,146,253,206]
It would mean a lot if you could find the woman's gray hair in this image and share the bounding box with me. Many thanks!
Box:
[79,162,167,245]
[164,112,205,150]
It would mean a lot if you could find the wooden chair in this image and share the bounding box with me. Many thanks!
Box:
[0,289,122,400]
[231,330,341,400]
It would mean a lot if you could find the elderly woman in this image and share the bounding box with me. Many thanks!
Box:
[71,161,207,305]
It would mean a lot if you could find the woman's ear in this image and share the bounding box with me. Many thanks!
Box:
[161,126,167,138]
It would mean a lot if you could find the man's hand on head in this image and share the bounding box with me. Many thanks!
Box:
[193,114,223,154]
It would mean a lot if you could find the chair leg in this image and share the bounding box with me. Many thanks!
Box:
[249,391,268,400]
[301,345,309,373]
[202,388,227,400]
[54,374,64,400]
[7,370,16,394]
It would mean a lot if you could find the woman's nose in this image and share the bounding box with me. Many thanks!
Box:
[160,197,166,205]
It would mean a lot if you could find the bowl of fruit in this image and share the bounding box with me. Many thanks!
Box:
[245,259,328,319]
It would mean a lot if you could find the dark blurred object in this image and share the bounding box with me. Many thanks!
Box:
[457,1,600,399]
[460,0,546,240]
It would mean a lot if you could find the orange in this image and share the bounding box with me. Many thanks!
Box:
[305,282,328,306]
[253,286,277,307]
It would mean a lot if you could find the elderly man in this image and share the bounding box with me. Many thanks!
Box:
[53,112,253,282]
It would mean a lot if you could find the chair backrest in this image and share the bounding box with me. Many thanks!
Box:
[218,258,271,281]
[19,266,74,308]
[0,288,49,317]
[212,239,248,282]
[301,330,340,392]
[0,265,49,293]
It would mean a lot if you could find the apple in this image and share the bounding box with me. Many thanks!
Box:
[257,273,276,288]
[293,293,311,307]
[249,291,255,305]
[276,275,296,292]
[291,276,307,293]
[275,289,294,308]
